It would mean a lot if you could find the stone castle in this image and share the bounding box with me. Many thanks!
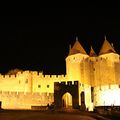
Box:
[0,37,120,111]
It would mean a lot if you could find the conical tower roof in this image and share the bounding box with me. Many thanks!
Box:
[89,46,97,57]
[99,37,116,55]
[69,37,87,55]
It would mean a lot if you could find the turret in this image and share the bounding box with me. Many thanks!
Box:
[99,36,119,62]
[89,46,97,61]
[94,36,119,87]
[89,46,97,57]
[68,37,87,56]
[65,37,89,81]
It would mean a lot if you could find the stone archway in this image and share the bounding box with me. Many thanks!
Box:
[54,81,79,109]
[62,92,72,108]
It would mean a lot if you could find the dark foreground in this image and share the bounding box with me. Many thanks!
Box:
[0,109,119,120]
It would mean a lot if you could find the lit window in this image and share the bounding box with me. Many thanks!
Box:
[47,85,49,88]
[38,85,41,88]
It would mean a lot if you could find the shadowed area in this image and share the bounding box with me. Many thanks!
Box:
[0,110,108,120]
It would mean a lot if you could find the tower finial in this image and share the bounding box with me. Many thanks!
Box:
[111,43,114,48]
[69,44,71,51]
[104,35,107,40]
[90,46,92,49]
[76,36,78,41]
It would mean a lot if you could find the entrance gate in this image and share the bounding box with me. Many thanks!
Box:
[62,92,72,108]
[54,81,79,109]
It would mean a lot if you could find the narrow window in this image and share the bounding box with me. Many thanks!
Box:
[38,85,41,88]
[91,87,94,102]
[47,85,50,88]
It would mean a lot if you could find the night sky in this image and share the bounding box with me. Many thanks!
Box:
[0,8,120,74]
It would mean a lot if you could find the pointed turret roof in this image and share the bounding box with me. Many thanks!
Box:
[89,46,97,57]
[99,37,116,55]
[69,37,87,55]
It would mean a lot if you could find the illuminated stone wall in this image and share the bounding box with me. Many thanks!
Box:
[94,85,120,106]
[0,91,54,109]
[65,53,89,82]
[0,71,66,109]
[0,71,32,92]
[31,72,67,93]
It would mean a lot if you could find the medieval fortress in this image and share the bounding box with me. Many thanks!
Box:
[0,37,120,111]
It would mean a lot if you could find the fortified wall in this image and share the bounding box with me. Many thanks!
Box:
[0,92,54,109]
[0,71,67,109]
[0,37,120,110]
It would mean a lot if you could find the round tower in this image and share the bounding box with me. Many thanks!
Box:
[65,37,89,82]
[93,37,120,109]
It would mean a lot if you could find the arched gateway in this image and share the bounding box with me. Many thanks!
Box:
[62,92,72,108]
[54,81,79,109]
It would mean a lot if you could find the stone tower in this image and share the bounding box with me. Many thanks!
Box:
[65,37,89,81]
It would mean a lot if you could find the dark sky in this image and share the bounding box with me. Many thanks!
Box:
[0,8,120,74]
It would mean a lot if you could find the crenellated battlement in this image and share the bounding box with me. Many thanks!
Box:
[32,72,67,79]
[0,70,67,80]
[0,71,31,79]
